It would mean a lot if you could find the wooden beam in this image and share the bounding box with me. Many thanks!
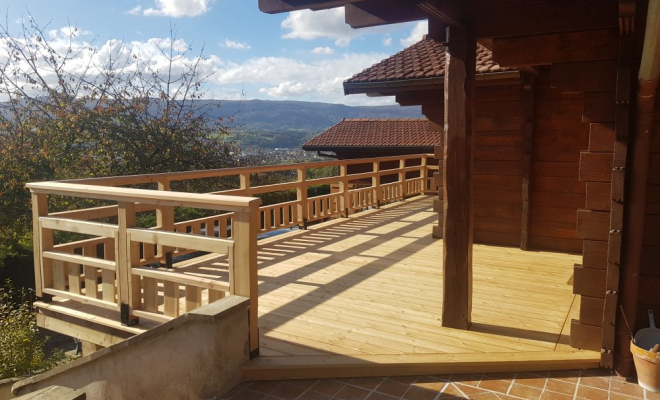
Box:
[258,0,364,13]
[492,29,639,67]
[442,22,476,330]
[521,75,535,250]
[345,0,427,29]
[418,0,462,27]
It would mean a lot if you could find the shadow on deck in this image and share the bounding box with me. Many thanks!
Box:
[180,196,600,379]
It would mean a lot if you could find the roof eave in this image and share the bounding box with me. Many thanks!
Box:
[343,70,522,95]
[302,145,436,152]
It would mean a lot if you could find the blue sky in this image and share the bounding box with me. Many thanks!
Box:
[2,0,428,105]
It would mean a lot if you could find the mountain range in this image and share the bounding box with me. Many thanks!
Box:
[219,99,424,149]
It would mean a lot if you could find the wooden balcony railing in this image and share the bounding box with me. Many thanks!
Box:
[27,153,437,355]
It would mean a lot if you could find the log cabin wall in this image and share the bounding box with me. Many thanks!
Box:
[639,115,660,328]
[472,84,526,247]
[529,70,589,253]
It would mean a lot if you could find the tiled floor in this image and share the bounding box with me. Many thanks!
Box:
[222,369,660,400]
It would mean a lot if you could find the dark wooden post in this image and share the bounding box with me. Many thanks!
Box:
[441,23,476,330]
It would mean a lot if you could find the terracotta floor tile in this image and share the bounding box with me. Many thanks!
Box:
[412,376,447,392]
[578,375,610,391]
[334,385,371,400]
[453,383,488,396]
[439,383,469,399]
[485,372,516,381]
[348,377,385,390]
[575,385,608,400]
[548,370,580,384]
[296,390,332,400]
[249,381,282,394]
[429,374,453,381]
[581,368,615,378]
[311,380,345,396]
[401,385,438,400]
[365,392,400,400]
[514,373,548,389]
[544,379,576,396]
[230,388,267,400]
[508,383,542,400]
[388,376,419,385]
[288,379,319,389]
[539,391,574,400]
[609,392,642,400]
[466,393,501,400]
[268,383,307,400]
[451,374,483,387]
[610,378,645,398]
[645,389,660,400]
[478,378,512,394]
[375,379,410,398]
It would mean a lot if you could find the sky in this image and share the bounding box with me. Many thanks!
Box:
[1,0,428,106]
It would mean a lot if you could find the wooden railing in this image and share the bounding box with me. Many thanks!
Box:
[27,153,436,354]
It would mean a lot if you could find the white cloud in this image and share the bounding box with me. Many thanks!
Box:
[213,52,391,104]
[222,39,251,50]
[383,35,392,46]
[131,0,215,18]
[312,46,334,55]
[401,21,428,47]
[282,9,356,47]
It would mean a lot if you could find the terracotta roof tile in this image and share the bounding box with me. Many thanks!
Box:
[345,37,514,85]
[302,119,441,150]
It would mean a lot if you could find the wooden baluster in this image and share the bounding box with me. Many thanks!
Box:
[339,164,349,217]
[83,245,98,299]
[52,260,66,291]
[163,282,179,317]
[296,168,308,228]
[232,200,261,356]
[220,217,228,238]
[206,219,215,237]
[157,179,174,268]
[373,161,381,208]
[143,277,158,313]
[209,289,225,302]
[67,261,81,295]
[185,285,202,312]
[31,193,52,300]
[421,155,428,194]
[117,201,140,326]
[102,239,116,303]
[399,158,407,200]
[283,204,290,227]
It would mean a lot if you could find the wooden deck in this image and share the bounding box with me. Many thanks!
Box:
[178,195,599,379]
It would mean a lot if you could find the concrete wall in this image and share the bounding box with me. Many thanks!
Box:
[12,296,250,400]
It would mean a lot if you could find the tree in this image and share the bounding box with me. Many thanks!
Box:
[0,16,238,264]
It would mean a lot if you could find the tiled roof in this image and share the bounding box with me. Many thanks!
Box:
[302,119,441,150]
[345,37,514,85]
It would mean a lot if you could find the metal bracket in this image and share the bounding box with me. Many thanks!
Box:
[121,303,139,326]
[37,294,53,303]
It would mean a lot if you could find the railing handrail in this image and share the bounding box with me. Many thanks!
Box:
[53,153,435,187]
[27,181,261,212]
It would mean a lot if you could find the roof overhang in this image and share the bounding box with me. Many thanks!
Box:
[303,145,435,152]
[344,70,522,96]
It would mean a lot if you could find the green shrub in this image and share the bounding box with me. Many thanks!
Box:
[0,281,64,379]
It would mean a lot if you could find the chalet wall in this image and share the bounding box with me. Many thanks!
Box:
[638,121,660,329]
[529,71,589,253]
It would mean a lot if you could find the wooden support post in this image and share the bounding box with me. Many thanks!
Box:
[340,164,350,217]
[373,161,381,207]
[601,30,634,370]
[441,23,476,330]
[521,75,535,250]
[156,179,174,268]
[117,201,139,326]
[296,168,308,228]
[31,193,52,300]
[399,159,407,200]
[232,199,261,357]
[240,172,251,194]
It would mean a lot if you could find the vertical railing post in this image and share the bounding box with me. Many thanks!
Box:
[240,172,251,195]
[372,161,381,208]
[296,168,308,228]
[157,179,174,268]
[31,192,52,301]
[339,163,350,217]
[117,201,140,326]
[232,199,261,357]
[421,155,428,194]
[399,158,407,200]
